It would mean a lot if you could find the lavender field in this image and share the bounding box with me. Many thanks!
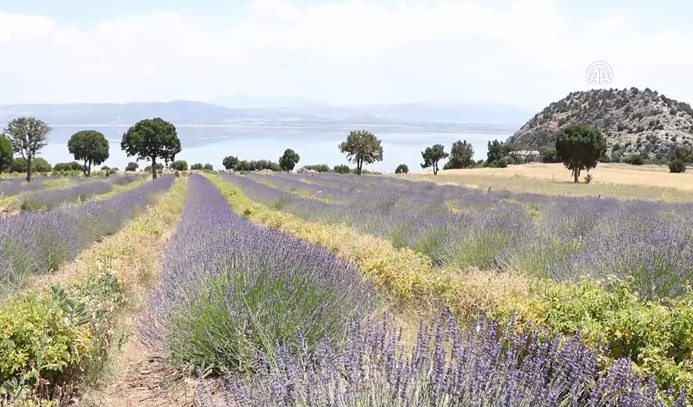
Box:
[222,172,693,300]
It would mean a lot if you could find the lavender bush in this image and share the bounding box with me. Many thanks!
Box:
[199,313,688,407]
[0,175,174,293]
[139,175,373,374]
[221,173,693,300]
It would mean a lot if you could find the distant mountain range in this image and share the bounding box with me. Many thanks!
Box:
[0,100,533,128]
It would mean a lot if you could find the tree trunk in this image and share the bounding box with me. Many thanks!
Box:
[151,157,158,179]
[83,160,89,177]
[26,156,32,182]
[433,162,438,175]
[573,168,580,183]
[88,161,92,177]
[356,158,362,175]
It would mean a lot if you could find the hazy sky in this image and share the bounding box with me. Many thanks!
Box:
[0,0,691,109]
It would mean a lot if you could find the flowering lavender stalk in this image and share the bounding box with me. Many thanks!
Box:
[139,175,373,374]
[199,312,686,407]
[20,180,113,210]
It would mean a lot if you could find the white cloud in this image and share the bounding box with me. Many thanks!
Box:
[0,0,692,108]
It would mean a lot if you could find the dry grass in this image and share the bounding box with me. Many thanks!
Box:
[408,163,693,201]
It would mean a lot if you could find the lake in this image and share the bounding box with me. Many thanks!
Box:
[41,124,515,173]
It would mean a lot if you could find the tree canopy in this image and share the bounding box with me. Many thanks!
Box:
[395,164,409,174]
[279,149,300,172]
[171,160,188,171]
[445,140,475,169]
[68,130,109,177]
[223,156,240,170]
[421,144,448,175]
[125,162,139,172]
[0,134,13,174]
[121,118,180,179]
[339,130,383,175]
[54,161,84,172]
[191,163,203,170]
[4,117,50,181]
[555,125,607,183]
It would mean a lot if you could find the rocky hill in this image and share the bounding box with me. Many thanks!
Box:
[508,88,693,160]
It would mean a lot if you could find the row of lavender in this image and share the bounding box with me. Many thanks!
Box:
[147,176,686,406]
[0,175,174,294]
[19,173,145,210]
[225,172,693,300]
[139,175,373,373]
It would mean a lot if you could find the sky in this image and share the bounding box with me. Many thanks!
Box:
[1,0,693,110]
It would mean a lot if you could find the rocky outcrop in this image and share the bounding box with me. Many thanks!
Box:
[508,88,693,160]
[509,150,541,164]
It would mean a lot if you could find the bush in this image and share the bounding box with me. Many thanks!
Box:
[670,159,686,173]
[203,164,214,171]
[333,164,350,174]
[395,164,409,174]
[171,160,188,171]
[623,153,645,165]
[497,157,510,168]
[584,173,593,184]
[300,164,330,173]
[125,162,138,172]
[53,162,84,172]
[599,154,611,163]
[190,163,203,171]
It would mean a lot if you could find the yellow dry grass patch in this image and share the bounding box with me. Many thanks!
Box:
[409,163,693,201]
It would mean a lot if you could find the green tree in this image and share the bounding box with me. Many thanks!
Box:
[32,157,52,173]
[53,161,84,172]
[0,134,13,174]
[171,160,188,171]
[486,140,505,164]
[339,130,383,175]
[279,149,300,172]
[125,162,139,172]
[675,146,693,163]
[67,130,109,177]
[4,117,50,181]
[222,155,239,170]
[670,159,686,173]
[203,163,214,171]
[10,157,27,173]
[420,144,448,175]
[555,125,607,183]
[395,164,409,174]
[334,164,350,174]
[191,163,203,170]
[445,140,474,169]
[121,118,180,179]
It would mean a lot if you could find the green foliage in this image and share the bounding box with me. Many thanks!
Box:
[444,140,475,169]
[333,164,351,174]
[599,154,612,163]
[496,279,693,392]
[0,134,13,173]
[395,164,409,174]
[555,125,607,183]
[67,130,109,177]
[32,158,51,173]
[234,160,282,172]
[121,118,180,179]
[339,130,383,175]
[53,161,84,173]
[203,163,214,172]
[279,149,300,172]
[222,155,240,170]
[125,162,138,172]
[420,144,448,175]
[143,163,164,173]
[486,139,508,163]
[675,146,693,163]
[670,159,687,173]
[300,164,330,173]
[10,157,27,173]
[4,117,51,182]
[496,159,508,168]
[623,153,645,165]
[0,273,122,402]
[171,160,188,171]
[190,163,204,170]
[584,173,593,184]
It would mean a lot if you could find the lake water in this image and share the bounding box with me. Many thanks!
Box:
[41,124,514,173]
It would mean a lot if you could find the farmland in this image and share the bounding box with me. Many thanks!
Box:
[4,169,693,407]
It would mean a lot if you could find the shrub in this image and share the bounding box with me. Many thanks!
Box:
[496,157,509,168]
[53,162,84,172]
[599,154,611,163]
[125,162,138,172]
[584,173,593,183]
[203,163,213,171]
[171,160,188,171]
[333,164,350,174]
[670,159,686,173]
[395,164,409,174]
[623,153,645,165]
[300,164,330,173]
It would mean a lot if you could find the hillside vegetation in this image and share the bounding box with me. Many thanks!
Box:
[509,88,693,161]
